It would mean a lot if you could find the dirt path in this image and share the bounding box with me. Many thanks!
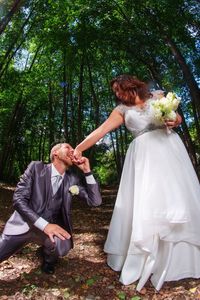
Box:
[0,185,200,299]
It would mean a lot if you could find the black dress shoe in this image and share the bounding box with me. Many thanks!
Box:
[41,262,55,274]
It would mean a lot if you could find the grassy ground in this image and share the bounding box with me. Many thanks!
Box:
[0,183,200,299]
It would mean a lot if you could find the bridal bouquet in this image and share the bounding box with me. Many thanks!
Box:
[150,92,181,127]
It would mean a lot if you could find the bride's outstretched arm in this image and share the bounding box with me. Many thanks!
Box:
[74,109,124,159]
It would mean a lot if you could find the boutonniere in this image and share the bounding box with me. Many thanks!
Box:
[69,185,79,195]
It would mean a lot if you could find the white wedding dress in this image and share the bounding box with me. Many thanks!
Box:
[104,99,200,291]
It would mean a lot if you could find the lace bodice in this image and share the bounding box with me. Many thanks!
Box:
[115,99,164,137]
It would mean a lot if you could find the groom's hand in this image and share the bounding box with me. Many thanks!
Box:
[44,224,71,243]
[73,157,91,173]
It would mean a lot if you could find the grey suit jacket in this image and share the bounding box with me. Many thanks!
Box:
[3,161,102,236]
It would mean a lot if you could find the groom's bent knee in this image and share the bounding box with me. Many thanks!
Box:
[55,238,72,257]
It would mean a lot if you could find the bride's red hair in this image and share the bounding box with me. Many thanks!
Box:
[110,74,150,106]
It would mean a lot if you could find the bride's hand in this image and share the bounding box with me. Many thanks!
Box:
[165,120,177,129]
[73,148,82,160]
[165,113,182,129]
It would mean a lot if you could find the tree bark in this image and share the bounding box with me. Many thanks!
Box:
[0,0,23,35]
[0,20,35,78]
[165,37,200,118]
[68,79,76,147]
[87,56,99,128]
[48,80,54,150]
[77,54,84,143]
[114,130,122,177]
[119,126,125,164]
[0,7,34,71]
[62,48,68,140]
[0,94,24,179]
[178,107,199,169]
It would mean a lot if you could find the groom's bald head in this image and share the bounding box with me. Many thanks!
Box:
[50,143,72,162]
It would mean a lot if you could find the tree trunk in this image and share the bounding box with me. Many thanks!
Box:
[28,45,42,71]
[0,0,23,35]
[77,54,84,143]
[178,107,199,169]
[48,80,54,150]
[0,7,34,71]
[41,129,47,162]
[0,19,36,78]
[166,36,200,119]
[0,95,24,179]
[114,130,122,176]
[62,48,68,140]
[87,56,99,128]
[69,80,76,147]
[119,126,125,164]
[109,131,118,171]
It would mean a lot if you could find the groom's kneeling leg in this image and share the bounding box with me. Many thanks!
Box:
[0,233,30,263]
[54,237,72,257]
[42,237,72,264]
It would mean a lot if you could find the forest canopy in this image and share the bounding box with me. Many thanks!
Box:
[0,0,199,183]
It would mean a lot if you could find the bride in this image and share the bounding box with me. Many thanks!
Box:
[73,74,200,291]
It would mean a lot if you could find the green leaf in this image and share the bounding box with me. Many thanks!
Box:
[130,297,141,300]
[117,292,126,299]
[86,278,95,286]
[22,284,37,295]
[63,291,70,299]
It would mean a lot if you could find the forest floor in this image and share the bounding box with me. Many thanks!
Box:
[0,183,200,300]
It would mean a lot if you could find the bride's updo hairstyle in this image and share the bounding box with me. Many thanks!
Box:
[110,74,150,106]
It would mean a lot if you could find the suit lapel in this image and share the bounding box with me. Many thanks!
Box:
[61,170,73,232]
[43,163,52,202]
[63,170,70,200]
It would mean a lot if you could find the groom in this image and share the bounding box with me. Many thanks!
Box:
[0,143,102,274]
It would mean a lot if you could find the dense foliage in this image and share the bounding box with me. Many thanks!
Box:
[0,0,199,183]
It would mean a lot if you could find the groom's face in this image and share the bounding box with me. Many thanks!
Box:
[56,143,74,166]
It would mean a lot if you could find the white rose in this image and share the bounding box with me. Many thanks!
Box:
[154,108,163,120]
[159,97,168,105]
[166,111,177,121]
[150,102,163,123]
[166,92,181,110]
[69,185,79,195]
[171,98,180,110]
[160,97,173,111]
[166,92,174,101]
